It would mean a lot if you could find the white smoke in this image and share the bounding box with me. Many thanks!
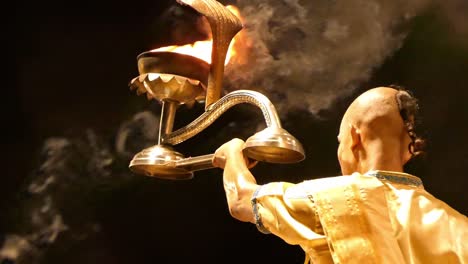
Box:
[0,111,163,263]
[115,111,160,158]
[1,139,73,263]
[225,0,431,115]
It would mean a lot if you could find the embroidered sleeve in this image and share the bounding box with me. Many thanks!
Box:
[251,186,270,234]
[250,182,326,246]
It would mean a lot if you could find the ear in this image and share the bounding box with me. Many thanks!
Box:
[349,124,361,150]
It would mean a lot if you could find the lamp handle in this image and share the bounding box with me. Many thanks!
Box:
[174,154,216,172]
[175,153,257,172]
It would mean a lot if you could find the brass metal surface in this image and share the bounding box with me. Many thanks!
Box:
[174,154,217,172]
[243,127,305,164]
[130,51,210,104]
[129,90,305,178]
[137,51,209,85]
[129,73,205,104]
[162,90,282,145]
[177,0,243,109]
[158,100,178,143]
[128,0,306,179]
[129,144,193,180]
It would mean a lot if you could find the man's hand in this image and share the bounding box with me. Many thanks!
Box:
[212,138,257,169]
[212,138,258,223]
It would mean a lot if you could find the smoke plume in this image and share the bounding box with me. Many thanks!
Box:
[225,0,431,115]
[0,112,159,264]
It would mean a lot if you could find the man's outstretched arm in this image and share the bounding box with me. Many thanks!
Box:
[213,138,259,223]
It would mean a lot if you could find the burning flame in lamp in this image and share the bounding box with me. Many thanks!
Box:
[128,0,305,180]
[152,5,241,65]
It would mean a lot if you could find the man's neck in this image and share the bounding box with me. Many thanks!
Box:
[358,147,405,173]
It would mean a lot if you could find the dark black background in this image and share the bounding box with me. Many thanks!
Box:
[3,0,467,263]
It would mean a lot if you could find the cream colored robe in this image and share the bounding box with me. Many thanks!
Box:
[251,170,467,263]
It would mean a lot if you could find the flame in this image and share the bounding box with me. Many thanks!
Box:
[151,5,242,65]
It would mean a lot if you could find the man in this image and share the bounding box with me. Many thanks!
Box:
[212,87,467,263]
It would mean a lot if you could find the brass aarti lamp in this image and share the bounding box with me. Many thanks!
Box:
[128,0,305,180]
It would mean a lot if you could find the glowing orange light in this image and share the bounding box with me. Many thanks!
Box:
[151,5,242,65]
[225,5,241,63]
